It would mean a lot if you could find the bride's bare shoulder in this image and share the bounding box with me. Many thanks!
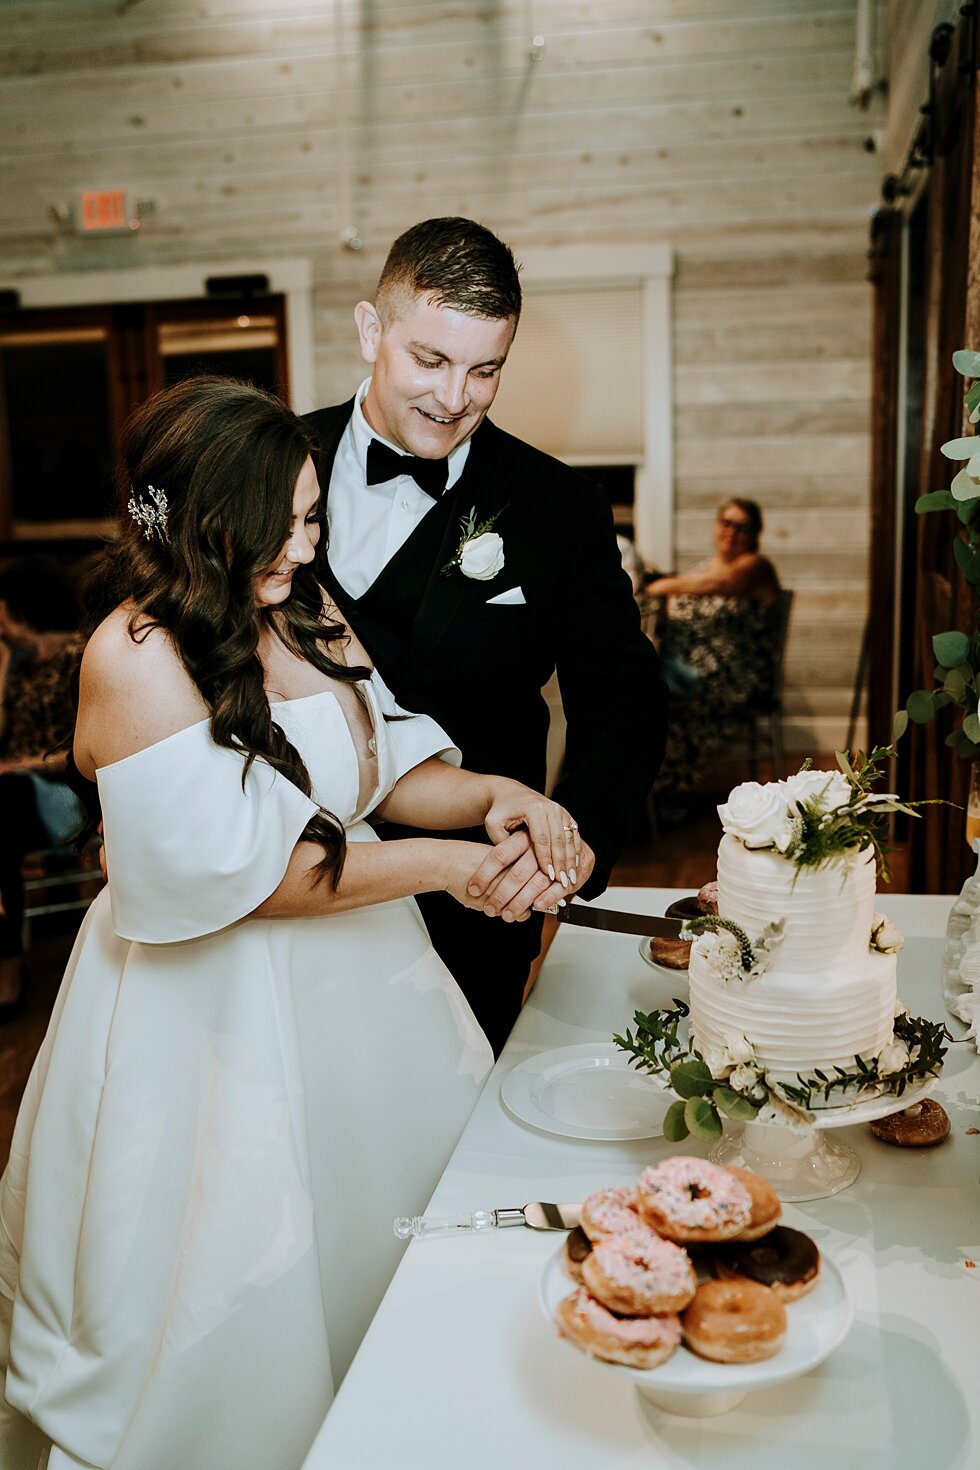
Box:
[76,605,209,773]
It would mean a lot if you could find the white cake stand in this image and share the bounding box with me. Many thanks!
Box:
[708,1076,938,1202]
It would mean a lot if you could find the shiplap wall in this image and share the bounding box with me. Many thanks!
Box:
[0,0,887,752]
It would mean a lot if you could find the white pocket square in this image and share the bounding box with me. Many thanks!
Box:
[485,586,526,606]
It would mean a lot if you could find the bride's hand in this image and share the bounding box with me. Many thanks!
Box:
[483,780,582,894]
[464,830,572,921]
[439,834,528,914]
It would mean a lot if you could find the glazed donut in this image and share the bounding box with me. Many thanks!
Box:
[579,1185,648,1242]
[711,1225,821,1302]
[556,1287,682,1370]
[645,935,692,970]
[682,1279,787,1364]
[869,1098,951,1147]
[562,1225,594,1283]
[726,1166,782,1241]
[636,1157,752,1243]
[582,1230,697,1316]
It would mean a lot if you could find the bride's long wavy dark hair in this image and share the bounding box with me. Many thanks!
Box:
[85,375,369,883]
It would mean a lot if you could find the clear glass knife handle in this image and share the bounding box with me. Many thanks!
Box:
[393,1209,496,1240]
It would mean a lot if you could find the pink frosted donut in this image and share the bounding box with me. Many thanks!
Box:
[636,1158,752,1243]
[556,1287,682,1370]
[579,1185,647,1242]
[582,1229,697,1316]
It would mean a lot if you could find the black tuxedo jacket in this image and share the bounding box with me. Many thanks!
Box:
[304,400,667,898]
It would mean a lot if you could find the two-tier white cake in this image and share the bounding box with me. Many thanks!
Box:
[687,773,900,1087]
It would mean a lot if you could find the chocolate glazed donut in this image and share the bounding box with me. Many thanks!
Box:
[710,1225,821,1302]
[562,1225,594,1283]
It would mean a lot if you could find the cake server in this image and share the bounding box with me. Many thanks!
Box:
[393,1201,581,1240]
[555,902,683,939]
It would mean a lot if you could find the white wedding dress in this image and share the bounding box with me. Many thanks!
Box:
[0,670,493,1470]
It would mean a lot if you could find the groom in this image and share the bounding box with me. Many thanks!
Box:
[306,217,666,1055]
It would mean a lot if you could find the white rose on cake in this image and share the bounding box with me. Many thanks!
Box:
[782,768,853,815]
[870,913,904,954]
[717,781,794,850]
[876,1037,911,1075]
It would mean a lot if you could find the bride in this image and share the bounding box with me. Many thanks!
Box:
[0,377,582,1470]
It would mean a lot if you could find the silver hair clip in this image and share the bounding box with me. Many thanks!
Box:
[127,484,169,542]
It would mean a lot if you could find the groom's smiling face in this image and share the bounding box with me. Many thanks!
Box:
[354,293,515,461]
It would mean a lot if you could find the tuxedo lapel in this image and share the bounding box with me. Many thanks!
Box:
[406,427,510,669]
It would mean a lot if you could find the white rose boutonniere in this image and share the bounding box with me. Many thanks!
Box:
[717,781,793,850]
[442,505,506,580]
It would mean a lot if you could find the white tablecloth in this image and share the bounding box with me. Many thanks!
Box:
[303,889,980,1470]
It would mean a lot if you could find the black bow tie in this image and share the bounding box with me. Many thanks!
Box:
[366,438,450,500]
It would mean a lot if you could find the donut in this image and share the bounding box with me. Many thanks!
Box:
[579,1185,647,1242]
[697,881,719,915]
[664,895,702,922]
[562,1224,594,1283]
[682,1279,787,1364]
[556,1287,682,1370]
[869,1098,951,1147]
[711,1225,821,1302]
[582,1230,697,1316]
[645,935,692,970]
[636,1157,752,1243]
[726,1166,782,1241]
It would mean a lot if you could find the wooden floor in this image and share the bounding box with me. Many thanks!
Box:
[0,758,909,1172]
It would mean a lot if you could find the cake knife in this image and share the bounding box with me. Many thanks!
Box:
[554,902,684,939]
[393,1201,581,1240]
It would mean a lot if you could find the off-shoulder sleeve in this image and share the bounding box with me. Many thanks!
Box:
[368,666,462,783]
[96,721,319,943]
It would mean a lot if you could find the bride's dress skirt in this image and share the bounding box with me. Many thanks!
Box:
[0,677,492,1470]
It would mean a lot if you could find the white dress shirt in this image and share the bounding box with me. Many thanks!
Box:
[325,378,471,599]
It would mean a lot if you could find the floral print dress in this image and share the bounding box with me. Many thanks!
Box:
[652,594,782,810]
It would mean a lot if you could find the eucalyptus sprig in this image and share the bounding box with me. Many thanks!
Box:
[613,1002,952,1143]
[614,1003,761,1143]
[777,1011,952,1109]
[785,745,926,882]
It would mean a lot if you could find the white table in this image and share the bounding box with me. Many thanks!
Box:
[303,890,980,1470]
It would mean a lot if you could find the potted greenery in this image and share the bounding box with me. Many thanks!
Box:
[895,349,980,754]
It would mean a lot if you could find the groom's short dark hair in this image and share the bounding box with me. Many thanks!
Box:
[375,217,522,326]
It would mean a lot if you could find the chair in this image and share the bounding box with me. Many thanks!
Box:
[727,588,795,780]
[21,843,104,947]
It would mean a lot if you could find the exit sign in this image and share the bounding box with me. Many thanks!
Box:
[80,189,130,232]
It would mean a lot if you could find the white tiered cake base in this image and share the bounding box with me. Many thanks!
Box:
[709,1077,938,1201]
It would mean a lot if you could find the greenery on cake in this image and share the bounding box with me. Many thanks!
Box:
[681,915,785,981]
[613,1001,953,1143]
[718,746,927,882]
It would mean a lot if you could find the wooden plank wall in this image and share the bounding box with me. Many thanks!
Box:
[0,0,885,754]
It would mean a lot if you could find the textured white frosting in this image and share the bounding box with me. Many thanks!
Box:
[689,834,898,1083]
[716,833,876,971]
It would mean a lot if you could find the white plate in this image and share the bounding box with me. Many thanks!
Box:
[500,1043,671,1140]
[539,1241,852,1398]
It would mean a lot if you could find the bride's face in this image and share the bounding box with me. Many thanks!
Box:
[254,457,321,608]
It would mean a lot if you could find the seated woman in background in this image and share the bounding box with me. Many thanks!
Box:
[646,498,782,824]
[0,556,85,1018]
